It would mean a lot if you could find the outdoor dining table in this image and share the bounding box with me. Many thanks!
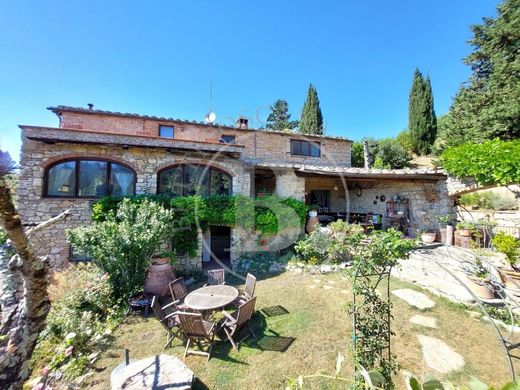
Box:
[184,285,239,315]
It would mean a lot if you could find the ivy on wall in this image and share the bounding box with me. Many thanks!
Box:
[91,194,308,258]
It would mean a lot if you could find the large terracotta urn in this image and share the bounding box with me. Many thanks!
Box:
[465,275,495,300]
[306,210,319,233]
[144,258,175,297]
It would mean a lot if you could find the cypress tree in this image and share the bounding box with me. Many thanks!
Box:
[299,84,324,135]
[408,69,436,155]
[424,76,438,148]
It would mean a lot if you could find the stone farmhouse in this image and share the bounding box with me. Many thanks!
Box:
[17,105,454,270]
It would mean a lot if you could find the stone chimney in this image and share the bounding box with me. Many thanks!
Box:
[236,117,248,129]
[363,141,371,169]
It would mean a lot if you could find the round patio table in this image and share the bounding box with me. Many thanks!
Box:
[184,285,239,312]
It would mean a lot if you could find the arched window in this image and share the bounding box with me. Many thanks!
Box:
[158,164,231,197]
[44,159,135,198]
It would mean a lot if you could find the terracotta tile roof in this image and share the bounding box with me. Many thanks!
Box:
[47,105,353,142]
[253,161,447,180]
[20,125,244,156]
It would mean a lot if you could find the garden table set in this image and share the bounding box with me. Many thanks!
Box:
[150,269,258,361]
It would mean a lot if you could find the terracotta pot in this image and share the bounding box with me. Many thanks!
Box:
[421,232,437,244]
[459,228,472,237]
[144,259,175,297]
[306,215,319,233]
[499,268,520,291]
[465,275,495,300]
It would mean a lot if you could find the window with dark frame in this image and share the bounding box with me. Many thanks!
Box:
[44,159,135,198]
[158,164,231,197]
[159,125,174,138]
[220,135,236,144]
[69,246,91,262]
[290,140,321,157]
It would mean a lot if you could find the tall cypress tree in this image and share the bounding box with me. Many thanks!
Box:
[423,76,438,148]
[299,84,324,135]
[408,69,436,155]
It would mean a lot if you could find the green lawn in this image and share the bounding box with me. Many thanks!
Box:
[84,272,515,389]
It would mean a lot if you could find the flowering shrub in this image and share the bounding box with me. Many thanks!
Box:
[67,198,174,300]
[31,263,123,384]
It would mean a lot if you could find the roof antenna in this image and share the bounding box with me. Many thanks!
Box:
[204,81,216,124]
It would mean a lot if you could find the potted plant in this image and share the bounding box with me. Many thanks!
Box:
[465,257,495,300]
[456,221,474,237]
[494,232,520,289]
[420,230,437,244]
[308,204,319,218]
[436,214,454,245]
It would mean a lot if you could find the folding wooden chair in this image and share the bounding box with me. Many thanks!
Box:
[150,296,183,349]
[205,269,225,286]
[235,273,256,306]
[220,296,257,350]
[169,277,190,310]
[177,312,217,361]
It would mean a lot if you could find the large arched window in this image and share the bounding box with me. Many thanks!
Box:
[44,159,136,198]
[158,164,232,197]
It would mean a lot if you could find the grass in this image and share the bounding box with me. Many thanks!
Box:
[84,272,517,389]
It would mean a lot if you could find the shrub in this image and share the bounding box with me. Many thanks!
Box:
[32,263,123,382]
[295,226,333,264]
[459,190,517,210]
[0,227,7,245]
[90,194,307,258]
[67,198,174,300]
[493,232,519,267]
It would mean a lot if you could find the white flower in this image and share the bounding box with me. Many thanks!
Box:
[64,332,76,341]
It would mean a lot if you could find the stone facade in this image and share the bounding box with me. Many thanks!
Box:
[18,105,454,270]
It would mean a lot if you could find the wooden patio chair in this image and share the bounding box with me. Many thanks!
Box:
[177,312,217,361]
[220,296,257,351]
[234,273,256,306]
[169,277,190,310]
[205,269,225,286]
[150,296,183,349]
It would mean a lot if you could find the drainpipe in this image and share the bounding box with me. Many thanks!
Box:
[363,141,371,169]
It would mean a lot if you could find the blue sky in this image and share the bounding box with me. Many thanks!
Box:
[0,0,498,162]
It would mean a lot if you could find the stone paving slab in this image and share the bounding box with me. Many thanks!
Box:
[392,289,435,310]
[417,335,464,374]
[409,315,438,329]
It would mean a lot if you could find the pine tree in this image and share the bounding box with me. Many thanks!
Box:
[299,84,324,135]
[408,69,436,155]
[265,99,298,131]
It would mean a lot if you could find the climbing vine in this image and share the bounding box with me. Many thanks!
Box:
[346,229,415,388]
[91,194,307,258]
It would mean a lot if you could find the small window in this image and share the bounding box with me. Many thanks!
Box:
[159,125,174,138]
[70,246,91,262]
[220,135,236,144]
[290,140,321,157]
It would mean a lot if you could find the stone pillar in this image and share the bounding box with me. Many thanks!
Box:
[274,169,305,200]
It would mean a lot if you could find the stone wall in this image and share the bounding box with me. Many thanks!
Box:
[17,132,251,270]
[346,180,455,236]
[304,176,455,236]
[57,110,352,166]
